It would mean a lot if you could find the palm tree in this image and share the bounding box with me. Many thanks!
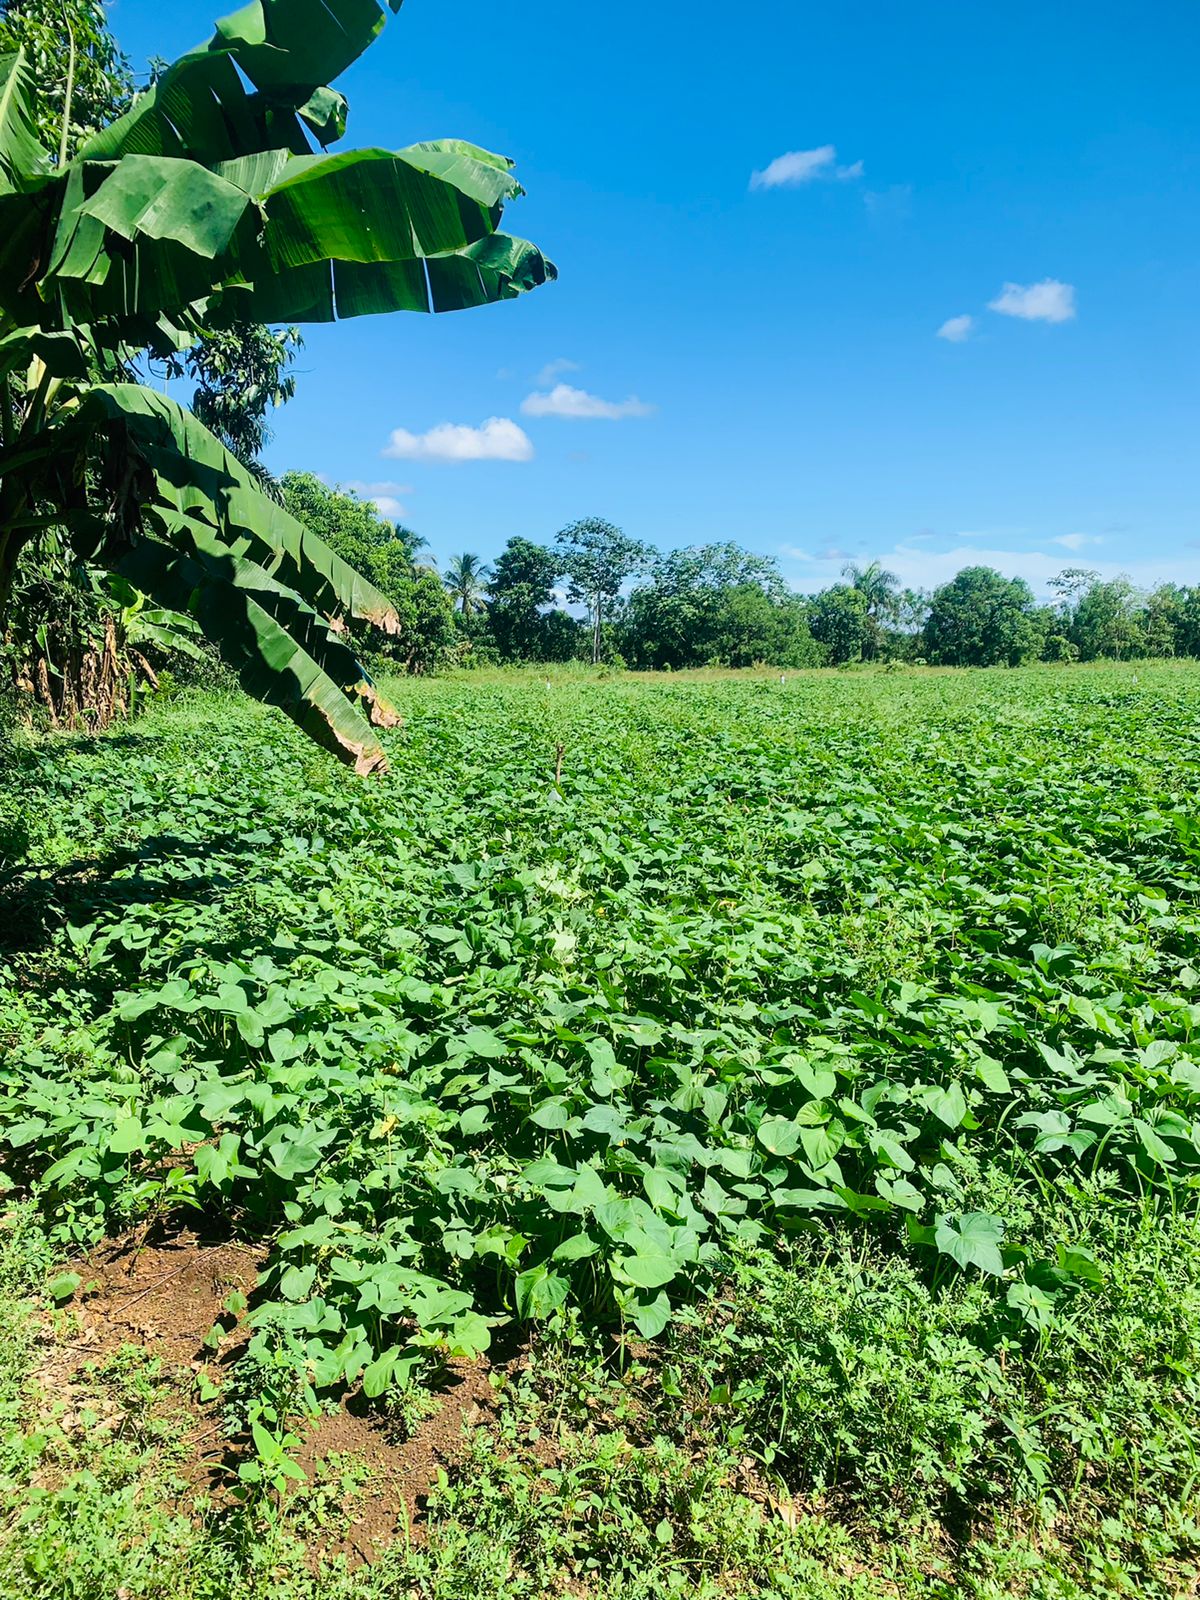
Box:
[843,560,900,659]
[395,526,435,570]
[445,553,492,618]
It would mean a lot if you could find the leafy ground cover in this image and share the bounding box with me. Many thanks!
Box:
[2,662,1200,1595]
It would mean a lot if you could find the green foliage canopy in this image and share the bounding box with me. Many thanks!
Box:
[620,543,818,669]
[488,536,576,662]
[556,518,652,665]
[924,567,1046,667]
[808,584,871,665]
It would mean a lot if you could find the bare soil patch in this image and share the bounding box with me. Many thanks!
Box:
[294,1357,507,1561]
[36,1225,531,1566]
[67,1225,264,1365]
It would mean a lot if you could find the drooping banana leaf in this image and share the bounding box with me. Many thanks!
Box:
[116,535,392,774]
[0,327,91,381]
[78,156,251,259]
[154,510,402,732]
[76,384,405,635]
[426,233,559,313]
[213,0,403,94]
[208,232,557,324]
[244,582,401,731]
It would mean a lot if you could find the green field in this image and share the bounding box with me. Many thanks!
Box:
[3,662,1200,1598]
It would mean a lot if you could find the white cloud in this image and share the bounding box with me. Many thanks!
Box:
[521,383,655,421]
[778,544,815,562]
[937,314,974,343]
[750,145,863,190]
[1053,532,1103,551]
[988,279,1077,324]
[382,417,533,463]
[343,479,411,519]
[535,357,581,386]
[831,543,1193,597]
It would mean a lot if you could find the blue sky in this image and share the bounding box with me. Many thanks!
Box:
[114,0,1199,594]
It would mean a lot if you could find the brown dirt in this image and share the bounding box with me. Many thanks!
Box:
[36,1225,530,1567]
[65,1226,265,1366]
[293,1357,507,1563]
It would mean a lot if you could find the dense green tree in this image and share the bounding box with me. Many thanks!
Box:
[1046,568,1200,661]
[1041,627,1079,663]
[808,584,870,665]
[717,586,818,667]
[444,553,492,619]
[1070,577,1146,661]
[620,543,816,668]
[488,537,576,661]
[1141,585,1187,657]
[556,518,651,664]
[0,0,132,155]
[924,567,1045,666]
[1176,588,1200,658]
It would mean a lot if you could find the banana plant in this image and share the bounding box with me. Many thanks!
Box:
[0,0,554,772]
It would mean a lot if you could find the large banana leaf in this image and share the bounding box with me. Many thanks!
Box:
[213,0,403,94]
[155,509,402,733]
[76,384,405,635]
[427,233,558,313]
[79,156,251,258]
[0,49,49,193]
[0,327,91,381]
[80,0,402,164]
[117,535,392,774]
[259,142,522,270]
[206,231,556,323]
[0,52,56,311]
[41,139,538,327]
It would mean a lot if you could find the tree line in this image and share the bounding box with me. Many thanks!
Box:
[289,487,1200,672]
